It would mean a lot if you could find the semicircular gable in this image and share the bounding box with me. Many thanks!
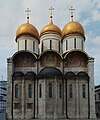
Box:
[13,71,24,77]
[39,50,62,59]
[39,50,62,67]
[11,50,38,60]
[64,50,88,68]
[64,49,89,59]
[65,72,76,78]
[25,71,36,78]
[12,51,37,68]
[77,71,89,79]
[38,67,63,78]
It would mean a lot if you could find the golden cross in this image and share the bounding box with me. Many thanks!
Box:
[49,6,54,18]
[69,6,75,21]
[25,8,31,23]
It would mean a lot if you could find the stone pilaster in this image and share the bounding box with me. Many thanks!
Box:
[88,58,96,118]
[75,79,79,118]
[21,78,25,119]
[44,78,46,118]
[64,79,66,118]
[35,58,39,118]
[35,79,38,118]
[6,58,14,119]
[54,78,58,119]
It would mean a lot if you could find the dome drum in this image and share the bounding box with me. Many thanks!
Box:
[17,36,39,53]
[40,19,62,53]
[62,21,85,53]
[15,22,39,53]
[62,35,85,53]
[40,33,62,54]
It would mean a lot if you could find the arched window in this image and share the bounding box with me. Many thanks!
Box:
[39,84,42,98]
[15,84,18,98]
[29,84,32,98]
[69,84,72,98]
[82,84,86,98]
[49,83,52,98]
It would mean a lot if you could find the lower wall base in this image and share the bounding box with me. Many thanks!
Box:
[7,118,97,120]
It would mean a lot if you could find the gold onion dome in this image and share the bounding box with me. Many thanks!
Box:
[40,18,61,37]
[62,21,85,38]
[16,22,39,41]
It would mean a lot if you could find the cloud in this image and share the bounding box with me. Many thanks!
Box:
[0,0,100,85]
[91,10,100,22]
[85,34,100,85]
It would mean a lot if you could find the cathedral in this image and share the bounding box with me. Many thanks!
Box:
[6,7,96,120]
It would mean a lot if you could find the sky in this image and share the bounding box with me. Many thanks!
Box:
[0,0,100,85]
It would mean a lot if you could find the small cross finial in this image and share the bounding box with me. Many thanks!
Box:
[69,6,75,21]
[49,6,54,18]
[25,8,31,23]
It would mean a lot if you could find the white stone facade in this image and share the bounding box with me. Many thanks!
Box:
[6,51,96,120]
[62,35,85,54]
[17,36,39,54]
[40,33,62,54]
[6,18,96,120]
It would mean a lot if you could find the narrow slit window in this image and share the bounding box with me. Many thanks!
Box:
[82,84,86,98]
[50,40,52,50]
[15,84,18,98]
[74,38,76,49]
[82,40,83,50]
[39,84,42,98]
[41,42,43,52]
[69,84,72,98]
[29,84,32,98]
[59,41,60,52]
[25,40,27,50]
[66,40,68,50]
[18,41,19,51]
[59,84,62,98]
[49,83,52,98]
[33,41,35,51]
